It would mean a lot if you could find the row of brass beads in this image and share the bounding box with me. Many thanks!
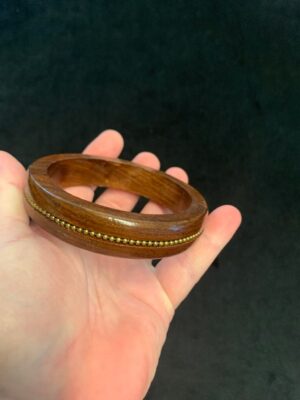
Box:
[25,193,202,247]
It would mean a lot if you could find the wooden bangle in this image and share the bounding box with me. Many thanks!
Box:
[23,153,208,259]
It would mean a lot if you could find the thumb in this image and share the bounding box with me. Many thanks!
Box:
[0,151,29,226]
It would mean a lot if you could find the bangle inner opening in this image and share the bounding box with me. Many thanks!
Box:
[47,158,192,213]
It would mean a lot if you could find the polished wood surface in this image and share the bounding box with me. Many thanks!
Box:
[23,154,208,258]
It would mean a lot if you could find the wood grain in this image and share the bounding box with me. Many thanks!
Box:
[23,153,208,258]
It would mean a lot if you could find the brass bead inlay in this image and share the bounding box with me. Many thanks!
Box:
[25,193,203,247]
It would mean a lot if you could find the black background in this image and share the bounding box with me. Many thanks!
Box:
[0,1,299,399]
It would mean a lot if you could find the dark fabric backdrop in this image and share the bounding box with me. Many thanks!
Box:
[0,1,299,399]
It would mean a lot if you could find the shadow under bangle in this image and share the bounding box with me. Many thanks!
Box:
[23,153,208,259]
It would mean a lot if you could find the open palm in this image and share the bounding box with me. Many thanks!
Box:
[0,130,241,400]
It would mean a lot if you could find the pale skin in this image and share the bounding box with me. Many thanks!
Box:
[0,130,242,400]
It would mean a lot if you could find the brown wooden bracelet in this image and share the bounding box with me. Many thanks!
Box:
[23,153,208,259]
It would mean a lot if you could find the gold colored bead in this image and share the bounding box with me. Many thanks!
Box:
[26,197,205,251]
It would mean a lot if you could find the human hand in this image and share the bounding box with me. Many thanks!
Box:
[0,130,242,400]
